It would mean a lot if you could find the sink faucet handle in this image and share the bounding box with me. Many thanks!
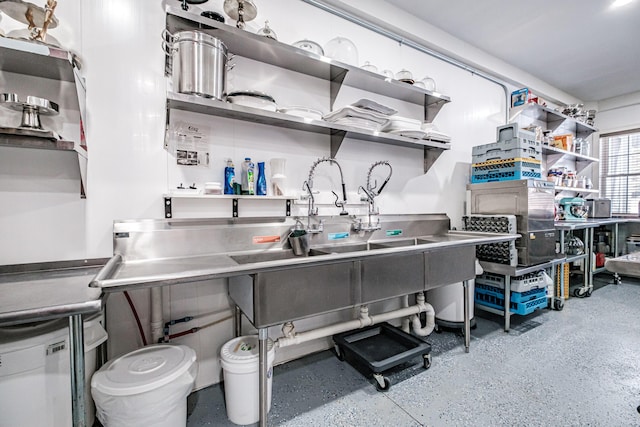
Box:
[332,191,349,216]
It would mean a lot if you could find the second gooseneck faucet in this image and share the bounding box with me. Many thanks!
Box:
[302,157,348,233]
[356,160,393,232]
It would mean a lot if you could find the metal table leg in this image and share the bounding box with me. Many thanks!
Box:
[463,280,470,353]
[504,275,511,332]
[258,328,268,427]
[69,314,86,427]
[234,305,242,338]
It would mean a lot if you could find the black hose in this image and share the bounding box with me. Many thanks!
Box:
[123,291,148,346]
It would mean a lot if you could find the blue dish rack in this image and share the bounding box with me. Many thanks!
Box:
[475,282,548,315]
[471,158,542,183]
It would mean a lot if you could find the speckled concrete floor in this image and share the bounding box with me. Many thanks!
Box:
[187,277,640,426]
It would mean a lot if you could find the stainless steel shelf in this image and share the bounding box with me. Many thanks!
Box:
[0,37,77,82]
[165,6,450,122]
[167,92,450,172]
[0,129,87,197]
[543,145,599,165]
[554,185,599,195]
[509,103,598,138]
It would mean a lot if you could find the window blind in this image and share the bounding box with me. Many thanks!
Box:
[600,130,640,214]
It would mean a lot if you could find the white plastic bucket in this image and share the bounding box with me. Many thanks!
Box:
[91,344,197,427]
[220,335,275,426]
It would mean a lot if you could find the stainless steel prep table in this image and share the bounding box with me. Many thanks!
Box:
[555,218,626,297]
[478,257,565,332]
[0,259,106,427]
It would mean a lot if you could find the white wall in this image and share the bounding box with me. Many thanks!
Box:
[0,0,583,389]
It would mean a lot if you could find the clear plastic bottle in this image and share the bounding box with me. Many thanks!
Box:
[241,157,255,195]
[256,162,267,196]
[224,159,235,195]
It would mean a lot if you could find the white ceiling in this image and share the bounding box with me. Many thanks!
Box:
[385,0,640,102]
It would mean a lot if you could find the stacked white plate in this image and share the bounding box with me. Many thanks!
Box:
[227,91,277,112]
[323,105,390,131]
[278,106,324,120]
[382,116,426,139]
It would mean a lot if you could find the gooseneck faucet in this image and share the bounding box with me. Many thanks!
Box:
[355,160,393,232]
[302,157,348,232]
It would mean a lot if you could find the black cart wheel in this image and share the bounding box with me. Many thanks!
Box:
[334,344,344,361]
[374,376,391,392]
[573,288,585,298]
[554,299,565,311]
[636,405,640,414]
[423,354,432,370]
[586,288,593,297]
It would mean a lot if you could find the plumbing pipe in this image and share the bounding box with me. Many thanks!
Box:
[410,293,436,336]
[276,298,428,348]
[401,295,410,333]
[150,287,164,343]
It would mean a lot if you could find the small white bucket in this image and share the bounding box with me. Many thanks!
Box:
[220,336,275,425]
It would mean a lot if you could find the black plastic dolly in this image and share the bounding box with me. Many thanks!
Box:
[333,322,432,392]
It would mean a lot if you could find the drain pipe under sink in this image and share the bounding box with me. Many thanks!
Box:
[276,293,432,349]
[409,293,436,336]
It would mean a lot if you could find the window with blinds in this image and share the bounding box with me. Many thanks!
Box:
[599,130,640,214]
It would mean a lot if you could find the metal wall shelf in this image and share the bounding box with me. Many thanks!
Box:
[165,6,451,123]
[510,103,598,139]
[167,92,450,173]
[554,186,599,195]
[0,39,87,197]
[163,194,293,218]
[543,145,599,171]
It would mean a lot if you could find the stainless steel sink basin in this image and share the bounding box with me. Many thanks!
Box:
[310,243,369,255]
[368,238,417,249]
[417,234,472,244]
[230,250,299,264]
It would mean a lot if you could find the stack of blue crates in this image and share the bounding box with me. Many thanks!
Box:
[471,124,542,183]
[475,272,548,315]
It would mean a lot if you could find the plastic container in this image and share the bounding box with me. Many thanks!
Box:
[0,313,107,427]
[241,158,255,195]
[91,344,197,427]
[204,182,222,195]
[224,159,235,195]
[220,335,275,426]
[270,158,286,196]
[256,161,267,196]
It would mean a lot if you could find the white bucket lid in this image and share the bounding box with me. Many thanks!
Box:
[92,344,196,396]
[220,335,274,364]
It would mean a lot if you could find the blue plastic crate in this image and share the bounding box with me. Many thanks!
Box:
[475,282,546,303]
[475,288,548,315]
[471,162,542,183]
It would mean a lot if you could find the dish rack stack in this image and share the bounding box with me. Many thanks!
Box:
[475,271,548,315]
[463,214,518,266]
[471,124,542,183]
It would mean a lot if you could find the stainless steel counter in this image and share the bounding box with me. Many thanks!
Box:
[0,259,107,427]
[605,253,640,278]
[91,230,519,292]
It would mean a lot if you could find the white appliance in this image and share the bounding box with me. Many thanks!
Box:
[427,281,475,328]
[0,314,107,427]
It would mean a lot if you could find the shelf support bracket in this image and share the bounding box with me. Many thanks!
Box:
[424,147,444,173]
[232,198,239,218]
[330,130,347,158]
[164,197,173,218]
[329,66,348,111]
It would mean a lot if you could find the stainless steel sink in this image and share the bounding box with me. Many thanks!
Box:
[368,238,417,249]
[417,234,471,244]
[309,243,370,255]
[230,250,299,264]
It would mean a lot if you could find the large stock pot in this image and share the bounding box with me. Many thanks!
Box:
[163,30,230,100]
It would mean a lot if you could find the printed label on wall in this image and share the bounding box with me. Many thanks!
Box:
[167,121,210,167]
[328,232,350,240]
[253,235,281,244]
[386,229,403,237]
